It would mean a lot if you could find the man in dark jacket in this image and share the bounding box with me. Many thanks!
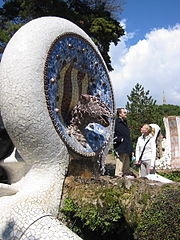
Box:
[113,108,133,177]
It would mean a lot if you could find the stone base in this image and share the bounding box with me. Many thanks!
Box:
[67,157,100,178]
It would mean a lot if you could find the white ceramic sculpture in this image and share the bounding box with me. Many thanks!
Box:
[0,17,114,239]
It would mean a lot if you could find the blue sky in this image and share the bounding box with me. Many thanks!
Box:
[1,0,180,107]
[110,0,180,107]
[120,0,180,46]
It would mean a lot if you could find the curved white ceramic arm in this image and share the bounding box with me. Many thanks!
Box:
[0,16,98,240]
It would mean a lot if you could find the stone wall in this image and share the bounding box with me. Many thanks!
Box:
[157,116,180,169]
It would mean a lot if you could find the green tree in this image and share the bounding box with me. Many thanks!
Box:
[126,83,162,148]
[158,104,180,117]
[0,0,125,70]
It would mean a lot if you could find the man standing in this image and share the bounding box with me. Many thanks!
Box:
[113,108,133,177]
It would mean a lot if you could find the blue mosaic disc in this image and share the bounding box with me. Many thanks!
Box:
[44,33,114,157]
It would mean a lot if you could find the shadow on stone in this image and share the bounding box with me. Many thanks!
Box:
[104,163,115,176]
[0,166,10,184]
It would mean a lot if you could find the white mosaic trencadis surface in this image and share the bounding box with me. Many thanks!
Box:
[0,16,114,239]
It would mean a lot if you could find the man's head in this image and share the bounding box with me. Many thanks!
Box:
[117,108,127,120]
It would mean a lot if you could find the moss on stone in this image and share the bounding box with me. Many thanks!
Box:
[59,176,179,240]
[134,185,180,240]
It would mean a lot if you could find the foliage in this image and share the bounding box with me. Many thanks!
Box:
[134,186,180,240]
[0,21,23,44]
[158,104,180,117]
[0,0,125,70]
[126,83,161,148]
[61,188,123,237]
[60,177,179,240]
[157,171,180,182]
[90,16,124,70]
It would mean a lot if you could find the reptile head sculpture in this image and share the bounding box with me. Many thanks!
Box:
[67,94,113,149]
[70,94,113,129]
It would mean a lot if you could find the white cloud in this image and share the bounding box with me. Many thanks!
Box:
[109,24,180,107]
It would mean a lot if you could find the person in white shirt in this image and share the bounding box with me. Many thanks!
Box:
[135,124,156,177]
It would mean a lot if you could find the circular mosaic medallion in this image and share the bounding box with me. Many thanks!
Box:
[44,33,115,157]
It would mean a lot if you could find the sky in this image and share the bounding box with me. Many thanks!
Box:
[0,0,180,107]
[109,0,180,107]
